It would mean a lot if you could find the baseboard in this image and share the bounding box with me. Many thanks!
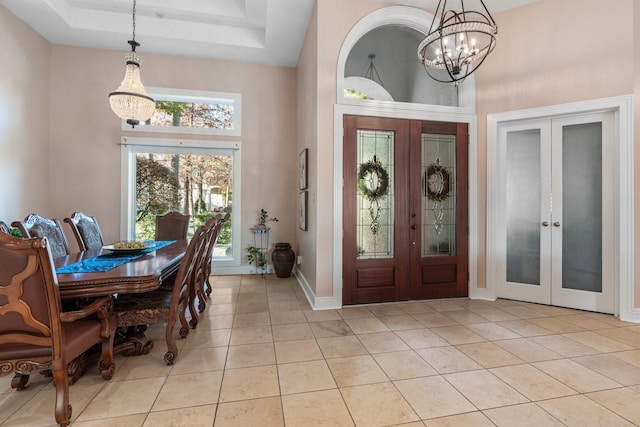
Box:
[294,269,342,310]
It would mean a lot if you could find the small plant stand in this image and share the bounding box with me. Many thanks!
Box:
[251,226,270,276]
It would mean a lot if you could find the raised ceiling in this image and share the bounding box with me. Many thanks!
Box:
[2,0,538,67]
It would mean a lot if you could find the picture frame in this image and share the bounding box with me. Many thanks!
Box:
[298,148,308,190]
[298,191,307,231]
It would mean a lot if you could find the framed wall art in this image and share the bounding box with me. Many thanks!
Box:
[299,148,308,190]
[298,191,307,231]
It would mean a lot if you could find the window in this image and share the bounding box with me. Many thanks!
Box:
[121,138,241,266]
[123,88,241,136]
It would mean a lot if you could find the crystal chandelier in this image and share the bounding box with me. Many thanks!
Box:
[108,0,155,127]
[418,0,497,84]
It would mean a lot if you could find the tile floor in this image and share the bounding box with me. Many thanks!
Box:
[2,275,640,426]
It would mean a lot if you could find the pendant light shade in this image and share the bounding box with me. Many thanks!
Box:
[108,1,155,127]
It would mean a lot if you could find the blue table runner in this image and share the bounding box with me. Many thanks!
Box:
[56,240,175,274]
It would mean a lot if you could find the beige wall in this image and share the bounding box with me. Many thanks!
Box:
[0,6,51,224]
[635,1,640,308]
[1,6,298,260]
[475,0,634,290]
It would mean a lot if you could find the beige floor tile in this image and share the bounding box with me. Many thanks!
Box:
[356,331,411,353]
[395,328,449,349]
[572,354,640,386]
[268,299,302,312]
[169,346,228,374]
[367,304,408,317]
[537,395,636,427]
[563,331,634,353]
[274,339,323,364]
[431,325,486,345]
[269,310,306,325]
[337,306,375,319]
[490,364,576,401]
[378,315,425,330]
[214,396,283,427]
[500,305,547,319]
[219,365,279,402]
[411,312,459,328]
[341,382,420,427]
[344,317,390,334]
[465,322,521,341]
[277,360,336,395]
[424,300,467,312]
[0,387,45,425]
[308,320,353,338]
[229,325,273,345]
[184,328,232,349]
[496,320,554,337]
[444,370,529,409]
[456,342,524,368]
[326,355,388,387]
[373,350,437,380]
[594,328,640,348]
[316,335,368,358]
[73,414,147,427]
[560,314,617,330]
[442,310,489,325]
[395,376,476,419]
[533,359,621,393]
[494,338,563,362]
[203,314,234,330]
[468,308,519,322]
[483,403,565,427]
[303,309,342,322]
[225,342,275,369]
[416,346,483,374]
[152,371,222,411]
[528,317,586,333]
[586,387,640,425]
[610,349,640,368]
[77,377,165,421]
[281,389,354,427]
[398,302,435,314]
[232,312,271,327]
[530,334,601,358]
[272,322,315,341]
[423,411,494,427]
[143,405,216,427]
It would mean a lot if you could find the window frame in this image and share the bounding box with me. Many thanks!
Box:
[121,87,242,136]
[120,137,242,267]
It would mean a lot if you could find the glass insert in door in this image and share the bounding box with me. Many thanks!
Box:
[506,129,542,285]
[422,134,456,256]
[562,122,602,292]
[356,130,394,259]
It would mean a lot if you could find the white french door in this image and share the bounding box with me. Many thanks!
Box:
[496,112,615,313]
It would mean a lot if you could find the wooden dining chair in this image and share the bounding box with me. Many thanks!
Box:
[155,211,190,241]
[0,232,116,427]
[114,224,207,364]
[63,212,105,251]
[12,213,71,259]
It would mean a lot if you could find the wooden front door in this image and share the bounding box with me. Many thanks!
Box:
[343,115,468,305]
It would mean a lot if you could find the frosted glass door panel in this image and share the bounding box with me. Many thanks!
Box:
[561,122,603,292]
[506,129,541,285]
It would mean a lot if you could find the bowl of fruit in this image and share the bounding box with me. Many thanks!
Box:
[104,241,152,253]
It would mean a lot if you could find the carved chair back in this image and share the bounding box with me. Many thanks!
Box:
[12,214,70,258]
[155,211,190,241]
[64,212,105,251]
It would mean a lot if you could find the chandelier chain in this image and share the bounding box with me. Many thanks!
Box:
[131,0,136,42]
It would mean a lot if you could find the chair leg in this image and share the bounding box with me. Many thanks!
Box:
[188,283,199,329]
[11,373,30,391]
[52,361,72,427]
[99,314,117,380]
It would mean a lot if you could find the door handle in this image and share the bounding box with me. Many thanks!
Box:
[553,222,561,227]
[542,221,549,227]
[410,225,417,230]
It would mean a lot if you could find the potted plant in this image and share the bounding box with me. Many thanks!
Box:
[254,208,278,230]
[246,245,266,267]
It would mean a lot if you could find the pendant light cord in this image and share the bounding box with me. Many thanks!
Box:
[132,0,137,43]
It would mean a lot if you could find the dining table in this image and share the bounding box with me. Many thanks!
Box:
[53,239,188,382]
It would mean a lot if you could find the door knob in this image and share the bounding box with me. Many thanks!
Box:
[553,222,561,227]
[410,225,417,230]
[542,221,549,227]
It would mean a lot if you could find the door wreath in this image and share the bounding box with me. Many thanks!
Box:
[425,163,450,202]
[358,156,389,235]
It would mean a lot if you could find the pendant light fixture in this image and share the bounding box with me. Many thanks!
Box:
[108,0,155,127]
[364,53,384,88]
[418,0,497,85]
